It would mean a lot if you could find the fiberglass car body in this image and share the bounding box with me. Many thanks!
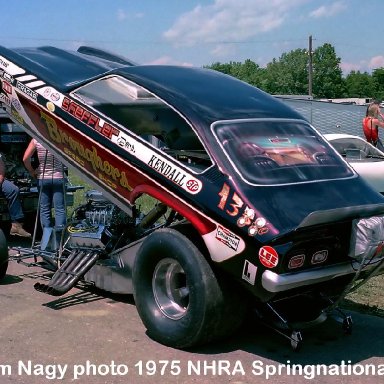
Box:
[0,45,384,349]
[325,133,384,194]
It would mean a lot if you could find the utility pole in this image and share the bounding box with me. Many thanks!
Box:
[308,35,313,97]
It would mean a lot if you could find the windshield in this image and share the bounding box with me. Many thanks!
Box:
[328,137,384,159]
[213,119,354,185]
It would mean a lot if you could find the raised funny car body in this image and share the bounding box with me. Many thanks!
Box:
[0,45,383,350]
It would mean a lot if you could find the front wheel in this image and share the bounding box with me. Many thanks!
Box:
[133,228,246,348]
[0,229,8,280]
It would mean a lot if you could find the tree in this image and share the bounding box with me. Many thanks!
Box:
[312,43,345,98]
[263,49,308,95]
[207,59,263,87]
[345,71,374,98]
[206,42,370,99]
[372,68,384,100]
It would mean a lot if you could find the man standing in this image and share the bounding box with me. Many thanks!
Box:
[0,153,31,237]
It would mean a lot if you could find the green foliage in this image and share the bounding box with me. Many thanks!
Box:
[372,68,384,100]
[345,71,374,98]
[206,42,382,100]
[263,49,309,95]
[312,43,345,98]
[207,59,264,87]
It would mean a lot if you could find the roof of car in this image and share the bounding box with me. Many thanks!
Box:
[1,45,304,127]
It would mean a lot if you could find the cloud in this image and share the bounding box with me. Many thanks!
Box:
[210,44,237,58]
[117,9,127,21]
[146,56,194,66]
[340,55,384,74]
[340,61,363,74]
[117,9,144,22]
[369,55,384,70]
[163,0,308,48]
[309,1,346,18]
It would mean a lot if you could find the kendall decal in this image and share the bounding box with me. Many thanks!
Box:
[111,131,202,195]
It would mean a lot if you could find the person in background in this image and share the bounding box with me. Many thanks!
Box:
[23,139,67,232]
[362,102,384,152]
[365,99,382,116]
[0,153,31,237]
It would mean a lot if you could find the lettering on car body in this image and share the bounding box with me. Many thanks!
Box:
[216,225,240,251]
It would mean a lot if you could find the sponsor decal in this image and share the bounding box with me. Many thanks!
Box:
[111,128,203,194]
[40,111,132,192]
[16,81,37,100]
[11,98,21,111]
[11,109,24,125]
[215,225,240,251]
[218,183,269,236]
[2,80,12,94]
[116,136,136,153]
[62,97,120,140]
[2,72,13,84]
[0,56,25,76]
[242,260,257,285]
[39,86,61,102]
[255,226,269,235]
[186,179,200,192]
[43,88,53,98]
[50,92,60,102]
[46,101,55,112]
[237,207,254,227]
[258,245,279,268]
[0,93,11,106]
[248,217,268,236]
[62,96,201,195]
[148,154,187,186]
[0,57,9,68]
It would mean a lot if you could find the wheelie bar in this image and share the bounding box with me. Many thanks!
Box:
[34,249,100,296]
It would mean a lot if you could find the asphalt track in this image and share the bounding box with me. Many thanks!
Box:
[0,244,383,384]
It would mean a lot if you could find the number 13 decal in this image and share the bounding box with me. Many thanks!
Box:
[217,183,269,236]
[218,183,243,216]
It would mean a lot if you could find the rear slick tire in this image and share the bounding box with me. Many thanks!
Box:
[133,228,246,349]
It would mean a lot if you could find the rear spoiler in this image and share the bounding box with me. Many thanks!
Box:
[77,46,137,66]
[298,203,384,228]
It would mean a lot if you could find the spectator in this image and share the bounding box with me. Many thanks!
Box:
[0,153,31,237]
[23,139,67,231]
[365,99,382,116]
[362,103,384,151]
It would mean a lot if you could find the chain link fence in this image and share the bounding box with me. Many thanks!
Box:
[277,97,367,137]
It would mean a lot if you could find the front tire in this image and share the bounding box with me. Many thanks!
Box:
[0,229,9,280]
[133,228,246,348]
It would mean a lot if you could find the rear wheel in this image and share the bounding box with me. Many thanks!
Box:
[133,228,246,348]
[0,229,8,280]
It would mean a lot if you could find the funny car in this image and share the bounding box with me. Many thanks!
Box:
[325,133,384,194]
[0,45,384,350]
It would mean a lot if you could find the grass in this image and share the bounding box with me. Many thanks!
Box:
[67,171,160,216]
[342,274,384,318]
[66,172,92,218]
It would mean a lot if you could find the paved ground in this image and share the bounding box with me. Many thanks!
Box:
[0,246,383,384]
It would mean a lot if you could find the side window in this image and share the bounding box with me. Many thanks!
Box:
[73,76,212,172]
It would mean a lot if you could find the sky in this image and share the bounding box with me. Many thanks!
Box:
[1,0,383,75]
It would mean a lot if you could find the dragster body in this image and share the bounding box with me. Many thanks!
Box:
[0,45,383,349]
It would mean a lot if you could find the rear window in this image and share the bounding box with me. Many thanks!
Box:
[213,119,354,185]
